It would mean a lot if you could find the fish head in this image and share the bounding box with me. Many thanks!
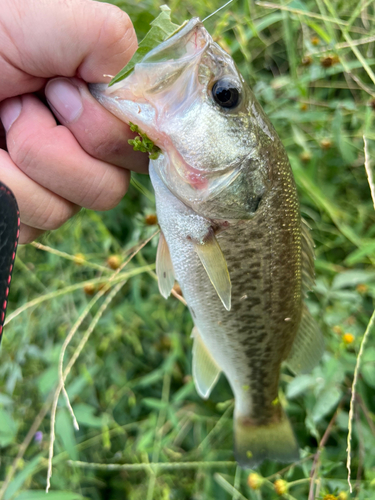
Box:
[91,19,281,220]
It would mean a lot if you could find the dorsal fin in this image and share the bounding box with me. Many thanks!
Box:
[285,304,324,374]
[192,327,221,399]
[156,231,175,299]
[301,218,315,296]
[194,230,231,311]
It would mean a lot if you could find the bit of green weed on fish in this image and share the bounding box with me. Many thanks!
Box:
[128,122,161,160]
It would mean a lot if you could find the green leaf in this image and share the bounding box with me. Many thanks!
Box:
[14,492,87,500]
[56,408,78,460]
[332,270,375,290]
[305,20,331,43]
[361,347,375,388]
[345,240,375,265]
[74,403,109,428]
[332,108,356,165]
[143,397,168,410]
[286,374,314,399]
[110,5,180,86]
[311,385,342,423]
[4,456,42,500]
[0,409,18,447]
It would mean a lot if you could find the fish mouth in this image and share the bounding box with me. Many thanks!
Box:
[89,18,209,124]
[89,20,214,198]
[89,20,255,219]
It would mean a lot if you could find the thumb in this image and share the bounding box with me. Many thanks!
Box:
[0,0,137,98]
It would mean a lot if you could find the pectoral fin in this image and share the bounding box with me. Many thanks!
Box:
[285,305,324,374]
[194,231,231,311]
[156,231,175,299]
[192,327,221,399]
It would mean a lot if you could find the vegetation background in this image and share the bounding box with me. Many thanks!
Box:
[1,0,375,498]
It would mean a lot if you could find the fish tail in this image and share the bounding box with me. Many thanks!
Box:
[234,408,299,468]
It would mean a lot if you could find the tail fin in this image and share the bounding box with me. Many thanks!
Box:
[234,409,299,468]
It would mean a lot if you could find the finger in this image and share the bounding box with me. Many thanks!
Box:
[0,0,137,99]
[19,223,44,245]
[45,78,149,173]
[0,94,130,211]
[0,149,79,234]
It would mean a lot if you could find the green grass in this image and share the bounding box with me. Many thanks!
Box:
[1,0,375,499]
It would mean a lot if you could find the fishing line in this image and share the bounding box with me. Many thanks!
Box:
[202,0,235,23]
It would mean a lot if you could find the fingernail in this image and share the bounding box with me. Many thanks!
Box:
[0,97,22,132]
[46,79,83,123]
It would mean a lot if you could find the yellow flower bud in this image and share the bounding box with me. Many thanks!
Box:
[247,473,264,490]
[274,479,288,495]
[338,492,348,500]
[343,333,355,345]
[74,253,85,265]
[107,255,122,270]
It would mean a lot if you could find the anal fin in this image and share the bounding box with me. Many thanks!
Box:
[194,230,231,311]
[156,231,175,299]
[192,326,221,399]
[285,304,324,374]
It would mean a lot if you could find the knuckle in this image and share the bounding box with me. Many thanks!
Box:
[99,5,137,60]
[84,168,129,211]
[36,197,78,231]
[10,128,39,173]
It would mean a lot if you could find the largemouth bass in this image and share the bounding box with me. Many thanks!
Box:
[90,18,324,468]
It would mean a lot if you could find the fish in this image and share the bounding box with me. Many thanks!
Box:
[90,17,324,468]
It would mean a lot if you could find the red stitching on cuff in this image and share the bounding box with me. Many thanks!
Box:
[0,186,20,341]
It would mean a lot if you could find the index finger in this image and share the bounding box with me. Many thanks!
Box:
[0,0,137,100]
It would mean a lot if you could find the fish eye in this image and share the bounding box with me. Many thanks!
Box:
[212,78,240,109]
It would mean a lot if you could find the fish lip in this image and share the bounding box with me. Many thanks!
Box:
[89,82,108,101]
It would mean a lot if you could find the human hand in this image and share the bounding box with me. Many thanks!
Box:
[0,0,148,244]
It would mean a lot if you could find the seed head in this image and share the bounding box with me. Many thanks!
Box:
[274,479,288,495]
[145,214,158,225]
[84,283,96,295]
[320,138,332,150]
[107,255,122,270]
[247,473,264,490]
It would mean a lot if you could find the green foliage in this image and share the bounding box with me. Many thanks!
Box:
[2,0,375,499]
[128,123,161,159]
[110,4,180,85]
